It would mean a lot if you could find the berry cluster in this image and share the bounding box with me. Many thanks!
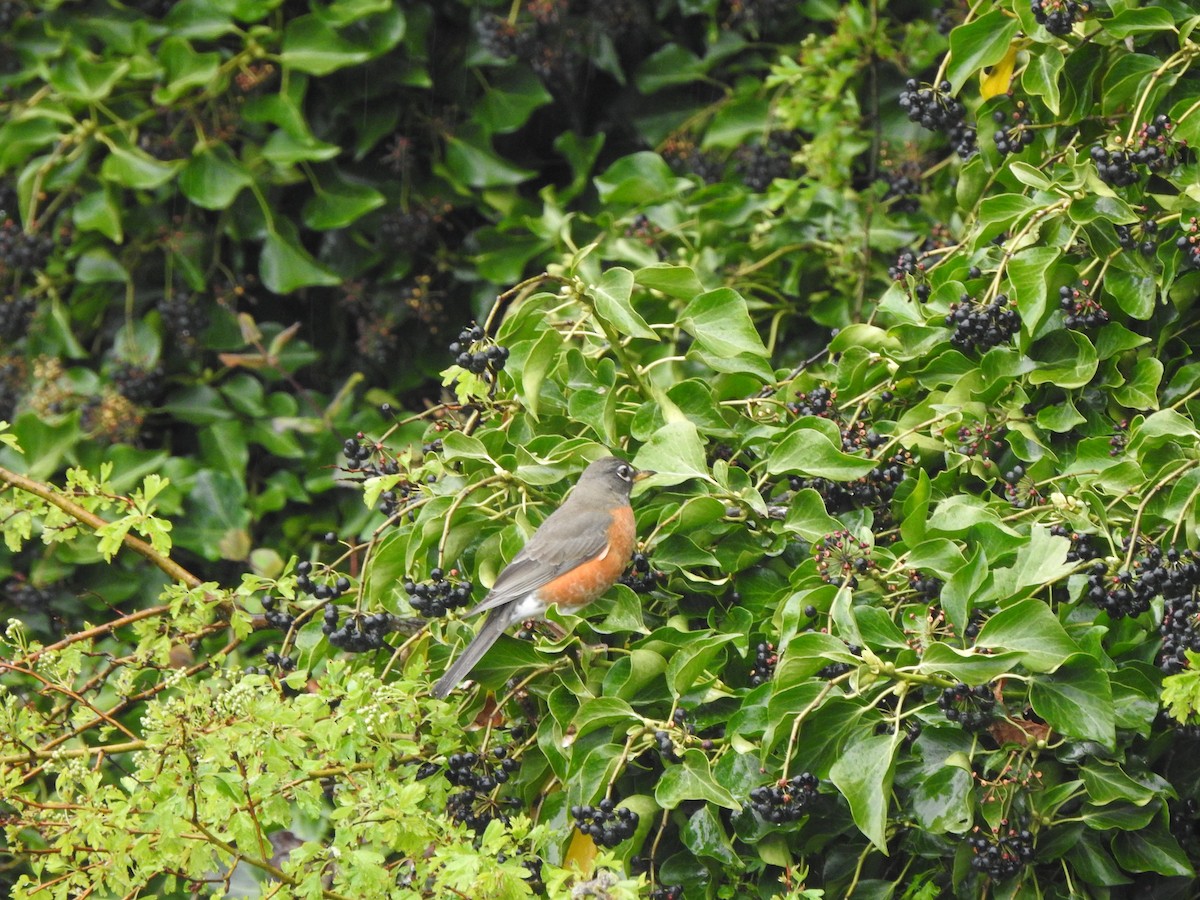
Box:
[1115,218,1159,257]
[992,99,1035,156]
[324,607,399,653]
[342,435,400,477]
[260,594,296,632]
[879,156,922,213]
[1002,465,1043,509]
[938,683,996,730]
[444,746,522,833]
[1031,0,1084,36]
[625,214,667,259]
[1084,545,1181,620]
[295,560,353,602]
[909,571,943,601]
[110,362,165,406]
[618,552,664,593]
[786,384,836,418]
[750,641,777,686]
[898,80,976,158]
[663,138,724,184]
[1092,117,1187,188]
[405,569,474,617]
[967,824,1034,881]
[1178,217,1200,269]
[571,799,639,847]
[1089,144,1138,187]
[945,294,1020,353]
[818,642,861,678]
[0,292,34,342]
[378,201,451,253]
[1050,525,1103,563]
[1110,418,1128,456]
[653,727,683,763]
[1134,114,1187,172]
[955,421,1006,463]
[263,650,297,671]
[0,218,53,275]
[734,132,799,192]
[1152,549,1200,673]
[476,13,534,60]
[80,390,143,444]
[888,248,930,302]
[1059,283,1108,330]
[749,773,819,824]
[814,531,875,587]
[450,323,509,376]
[158,291,208,358]
[649,886,684,900]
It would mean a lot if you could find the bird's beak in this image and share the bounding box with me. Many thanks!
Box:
[633,469,655,482]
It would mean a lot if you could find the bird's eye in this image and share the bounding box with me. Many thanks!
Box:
[617,464,632,481]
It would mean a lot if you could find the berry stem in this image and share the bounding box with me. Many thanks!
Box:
[1125,49,1196,145]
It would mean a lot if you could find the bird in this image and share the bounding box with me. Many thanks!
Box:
[431,456,652,699]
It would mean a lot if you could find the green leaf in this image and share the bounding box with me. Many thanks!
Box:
[260,222,341,294]
[587,267,657,340]
[100,144,181,190]
[665,633,739,695]
[1112,826,1195,877]
[154,36,222,103]
[919,643,1025,684]
[1106,266,1157,319]
[1113,357,1163,410]
[46,54,129,102]
[655,749,741,811]
[991,524,1074,596]
[910,765,972,835]
[1029,653,1115,749]
[515,327,562,421]
[441,133,535,189]
[280,15,371,75]
[946,11,1019,96]
[595,152,682,206]
[302,170,386,230]
[632,420,712,485]
[634,264,707,300]
[1102,6,1175,38]
[681,804,738,865]
[678,288,769,363]
[1009,246,1060,337]
[975,598,1078,672]
[767,428,879,480]
[829,733,896,852]
[1022,45,1063,114]
[179,146,253,210]
[73,186,123,242]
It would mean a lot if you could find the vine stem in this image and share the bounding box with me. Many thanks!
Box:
[0,464,201,589]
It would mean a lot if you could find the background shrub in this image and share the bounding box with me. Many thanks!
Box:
[2,0,1200,897]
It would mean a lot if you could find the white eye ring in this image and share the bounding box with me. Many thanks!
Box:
[617,464,632,481]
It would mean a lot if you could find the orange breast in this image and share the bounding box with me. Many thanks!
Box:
[536,505,636,609]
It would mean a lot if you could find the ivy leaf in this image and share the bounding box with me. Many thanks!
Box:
[1029,653,1115,749]
[975,598,1078,672]
[280,15,372,75]
[655,749,741,811]
[588,267,657,339]
[260,222,341,294]
[179,146,252,210]
[829,733,896,853]
[946,10,1019,95]
[632,420,712,485]
[767,429,878,480]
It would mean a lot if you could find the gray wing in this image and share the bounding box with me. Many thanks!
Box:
[466,501,613,616]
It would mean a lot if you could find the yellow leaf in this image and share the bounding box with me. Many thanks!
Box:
[564,828,598,876]
[981,44,1018,100]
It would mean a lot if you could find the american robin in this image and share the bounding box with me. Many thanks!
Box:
[431,456,652,699]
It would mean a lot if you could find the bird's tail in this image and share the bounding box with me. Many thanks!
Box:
[431,608,510,699]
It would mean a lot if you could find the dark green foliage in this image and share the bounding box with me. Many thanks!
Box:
[2,0,1200,898]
